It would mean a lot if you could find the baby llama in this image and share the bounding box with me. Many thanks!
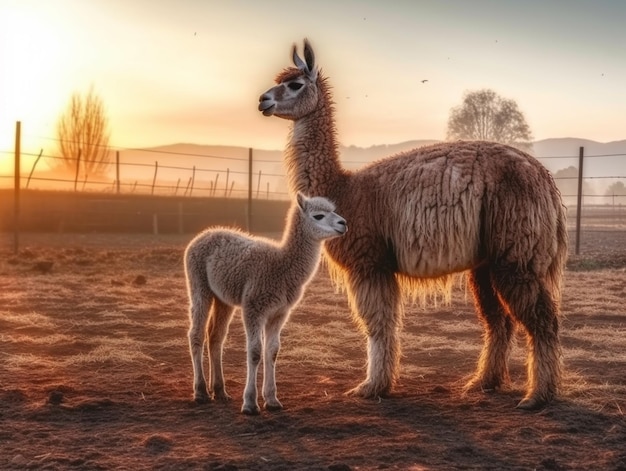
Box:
[185,193,347,415]
[257,39,568,410]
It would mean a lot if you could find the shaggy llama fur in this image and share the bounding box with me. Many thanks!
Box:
[184,193,346,415]
[258,39,568,410]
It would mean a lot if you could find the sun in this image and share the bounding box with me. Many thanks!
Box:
[0,3,70,171]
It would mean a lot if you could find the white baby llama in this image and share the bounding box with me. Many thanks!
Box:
[184,193,347,415]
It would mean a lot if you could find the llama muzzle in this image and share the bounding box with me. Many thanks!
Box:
[258,97,276,116]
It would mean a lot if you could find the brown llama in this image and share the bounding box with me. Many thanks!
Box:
[185,193,347,414]
[257,39,568,410]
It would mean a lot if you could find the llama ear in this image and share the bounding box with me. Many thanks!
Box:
[296,192,306,210]
[292,43,308,72]
[303,38,318,81]
[293,39,318,81]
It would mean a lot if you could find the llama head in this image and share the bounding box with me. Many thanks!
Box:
[258,39,321,120]
[296,192,347,240]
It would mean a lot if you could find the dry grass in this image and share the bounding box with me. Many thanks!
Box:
[0,232,625,470]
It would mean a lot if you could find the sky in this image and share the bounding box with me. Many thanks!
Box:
[1,0,625,169]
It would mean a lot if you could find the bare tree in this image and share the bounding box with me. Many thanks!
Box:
[55,88,111,177]
[446,89,533,151]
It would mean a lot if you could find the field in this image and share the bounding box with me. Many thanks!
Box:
[1,231,625,470]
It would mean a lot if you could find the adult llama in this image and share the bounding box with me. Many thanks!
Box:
[257,39,567,410]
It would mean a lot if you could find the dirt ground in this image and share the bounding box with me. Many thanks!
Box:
[1,231,625,470]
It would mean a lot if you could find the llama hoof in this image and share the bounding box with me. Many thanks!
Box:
[464,380,496,394]
[516,397,548,411]
[464,374,507,394]
[346,380,390,399]
[264,399,283,411]
[241,404,261,415]
[214,391,232,402]
[194,393,212,404]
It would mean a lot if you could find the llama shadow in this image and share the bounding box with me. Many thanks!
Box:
[364,386,626,470]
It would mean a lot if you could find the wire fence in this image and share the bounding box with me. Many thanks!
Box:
[1,144,287,199]
[3,147,625,201]
[1,122,625,253]
[1,126,625,202]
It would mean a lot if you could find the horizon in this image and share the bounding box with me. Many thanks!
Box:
[139,135,626,151]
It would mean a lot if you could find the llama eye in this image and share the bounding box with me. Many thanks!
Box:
[313,214,324,220]
[288,82,304,91]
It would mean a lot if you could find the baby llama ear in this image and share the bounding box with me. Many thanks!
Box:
[296,192,306,210]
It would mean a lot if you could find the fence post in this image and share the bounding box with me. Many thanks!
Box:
[213,173,220,197]
[151,161,158,195]
[575,146,584,255]
[247,148,253,231]
[26,149,43,189]
[115,151,120,194]
[190,166,195,196]
[74,149,82,191]
[13,121,21,254]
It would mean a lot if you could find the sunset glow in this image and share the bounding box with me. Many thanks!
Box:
[1,0,625,163]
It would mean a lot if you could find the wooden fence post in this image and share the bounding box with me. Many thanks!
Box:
[247,148,253,231]
[25,149,43,189]
[151,161,159,195]
[115,151,120,194]
[74,149,82,192]
[190,166,195,196]
[575,147,584,255]
[213,173,220,197]
[13,121,21,254]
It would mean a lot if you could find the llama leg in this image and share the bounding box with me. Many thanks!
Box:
[207,299,235,401]
[188,293,213,403]
[465,264,514,393]
[242,308,263,415]
[262,309,289,411]
[492,265,562,410]
[346,270,402,398]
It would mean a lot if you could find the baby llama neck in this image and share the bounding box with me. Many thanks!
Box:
[280,210,322,277]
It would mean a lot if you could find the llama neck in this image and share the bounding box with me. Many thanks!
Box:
[285,77,347,198]
[280,213,321,278]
